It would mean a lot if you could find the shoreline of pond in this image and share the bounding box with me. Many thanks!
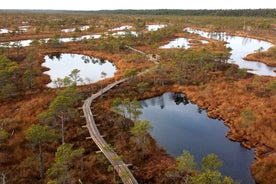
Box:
[1,26,276,70]
[101,74,275,182]
[138,92,255,183]
[229,31,276,68]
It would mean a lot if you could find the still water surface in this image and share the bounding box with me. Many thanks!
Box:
[110,25,133,31]
[139,92,255,184]
[160,38,191,49]
[0,34,102,47]
[160,38,209,49]
[0,28,9,34]
[146,24,167,31]
[184,27,276,77]
[42,53,116,87]
[61,25,90,32]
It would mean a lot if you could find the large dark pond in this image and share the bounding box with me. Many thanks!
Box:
[42,53,116,87]
[139,92,255,184]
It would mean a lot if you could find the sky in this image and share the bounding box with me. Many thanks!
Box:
[1,0,276,10]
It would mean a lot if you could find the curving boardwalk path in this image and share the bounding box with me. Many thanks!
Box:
[82,78,138,184]
[82,45,159,184]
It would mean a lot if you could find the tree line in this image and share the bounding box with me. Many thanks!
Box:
[89,9,276,17]
[3,9,274,17]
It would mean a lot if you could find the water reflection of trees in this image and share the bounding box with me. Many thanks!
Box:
[242,37,253,46]
[48,53,62,60]
[141,92,189,109]
[158,96,165,109]
[81,55,106,65]
[139,101,148,108]
[171,93,202,113]
[47,54,108,65]
[170,93,189,105]
[208,32,227,41]
[139,94,165,109]
[140,92,204,114]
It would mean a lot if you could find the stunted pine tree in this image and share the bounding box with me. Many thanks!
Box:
[131,120,153,150]
[53,69,83,88]
[191,153,238,184]
[39,85,81,143]
[201,153,222,172]
[176,150,197,173]
[112,98,142,129]
[0,55,19,99]
[25,124,58,178]
[23,52,40,90]
[69,69,82,85]
[47,143,84,184]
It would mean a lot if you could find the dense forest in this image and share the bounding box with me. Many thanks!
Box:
[1,9,276,17]
[91,9,276,17]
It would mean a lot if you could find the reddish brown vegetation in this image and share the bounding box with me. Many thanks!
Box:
[0,13,276,184]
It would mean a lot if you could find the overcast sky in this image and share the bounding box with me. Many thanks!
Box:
[1,0,276,10]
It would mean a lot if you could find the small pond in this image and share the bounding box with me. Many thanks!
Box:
[42,53,117,88]
[112,31,138,37]
[160,38,191,49]
[0,27,30,34]
[2,40,33,47]
[184,27,276,77]
[0,34,102,47]
[80,34,102,39]
[160,38,209,49]
[0,28,9,34]
[146,24,167,31]
[61,28,76,33]
[61,25,90,32]
[19,26,31,32]
[139,92,255,184]
[110,25,132,31]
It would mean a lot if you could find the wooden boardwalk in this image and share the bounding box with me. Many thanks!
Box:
[82,46,159,184]
[125,45,160,64]
[125,45,146,55]
[82,79,138,184]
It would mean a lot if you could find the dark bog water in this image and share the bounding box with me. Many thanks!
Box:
[139,92,255,184]
[42,53,116,87]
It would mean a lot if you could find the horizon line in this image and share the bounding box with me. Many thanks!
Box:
[0,8,275,12]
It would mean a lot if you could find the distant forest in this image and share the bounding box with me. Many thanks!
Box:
[92,9,276,17]
[1,9,275,17]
